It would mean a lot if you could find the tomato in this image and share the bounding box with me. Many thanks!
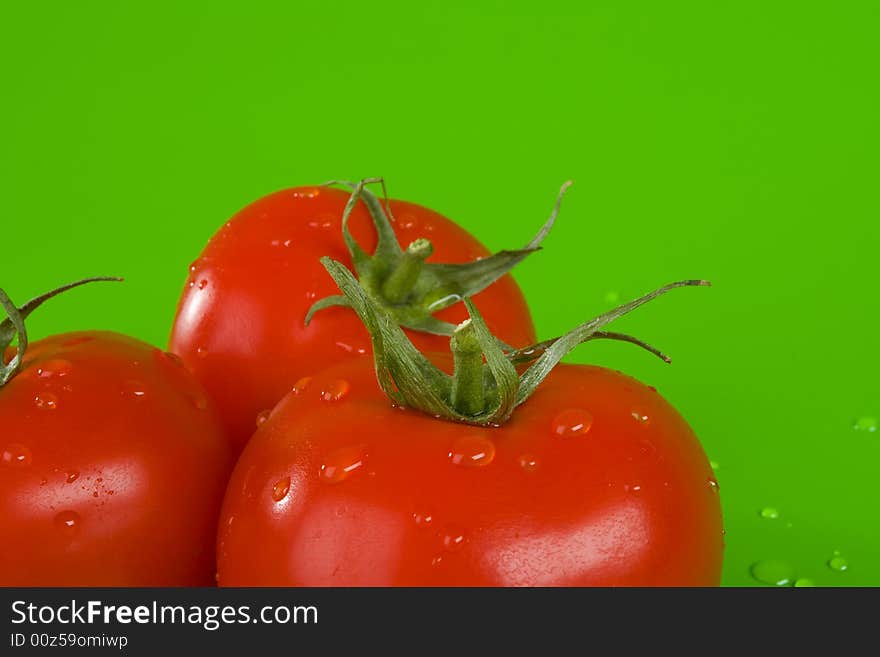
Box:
[216,355,723,586]
[216,259,722,586]
[0,283,234,586]
[169,183,546,450]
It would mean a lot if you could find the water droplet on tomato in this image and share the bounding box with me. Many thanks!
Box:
[2,444,32,468]
[293,188,321,199]
[413,510,433,527]
[66,470,79,483]
[256,409,271,428]
[307,217,334,230]
[198,279,209,290]
[631,411,649,424]
[189,394,209,411]
[854,416,877,433]
[441,526,466,551]
[827,554,848,572]
[54,510,81,536]
[794,578,815,587]
[335,341,367,355]
[551,409,593,438]
[707,477,720,493]
[321,379,350,402]
[760,507,779,520]
[271,476,291,502]
[196,347,208,359]
[319,445,366,484]
[518,454,540,471]
[750,560,795,586]
[293,377,312,394]
[34,392,59,410]
[37,360,72,378]
[123,381,147,399]
[448,435,496,468]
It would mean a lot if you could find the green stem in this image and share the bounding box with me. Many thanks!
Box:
[0,277,122,388]
[450,319,485,416]
[320,256,709,427]
[0,289,28,387]
[307,178,566,336]
[381,238,434,304]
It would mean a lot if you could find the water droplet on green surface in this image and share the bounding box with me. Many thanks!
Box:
[794,578,815,587]
[827,555,848,572]
[603,291,620,304]
[750,560,795,586]
[760,507,780,520]
[853,416,876,433]
[709,460,720,471]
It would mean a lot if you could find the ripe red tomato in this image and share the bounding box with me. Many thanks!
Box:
[169,185,539,450]
[216,354,723,586]
[0,329,235,586]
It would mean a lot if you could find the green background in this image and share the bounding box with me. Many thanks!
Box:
[2,2,877,586]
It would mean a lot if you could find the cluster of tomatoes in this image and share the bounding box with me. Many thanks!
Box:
[0,181,723,586]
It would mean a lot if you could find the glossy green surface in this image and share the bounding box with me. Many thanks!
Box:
[2,2,877,586]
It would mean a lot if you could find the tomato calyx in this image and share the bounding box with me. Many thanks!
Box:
[321,256,710,426]
[0,277,122,387]
[305,178,569,340]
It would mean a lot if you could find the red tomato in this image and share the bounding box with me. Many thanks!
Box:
[169,186,537,450]
[0,331,235,586]
[217,355,723,586]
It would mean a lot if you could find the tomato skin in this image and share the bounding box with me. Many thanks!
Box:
[217,356,723,586]
[169,187,536,450]
[0,331,235,586]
